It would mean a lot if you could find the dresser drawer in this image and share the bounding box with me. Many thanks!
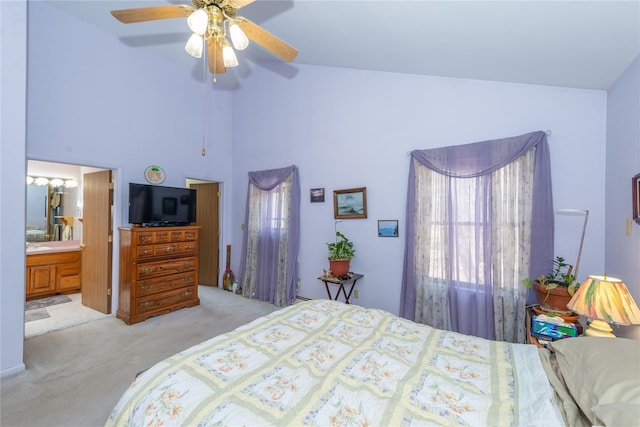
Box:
[135,287,197,314]
[136,245,155,259]
[137,257,196,280]
[182,240,197,253]
[154,230,170,243]
[136,232,155,245]
[136,243,185,259]
[153,243,183,256]
[170,230,184,242]
[137,272,196,297]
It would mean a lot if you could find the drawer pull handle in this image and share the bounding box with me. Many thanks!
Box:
[165,247,174,252]
[183,291,192,297]
[142,268,153,274]
[184,277,192,282]
[142,301,153,307]
[144,285,152,290]
[184,262,192,267]
[144,250,150,254]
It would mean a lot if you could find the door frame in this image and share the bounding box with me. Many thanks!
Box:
[25,158,120,316]
[186,178,222,288]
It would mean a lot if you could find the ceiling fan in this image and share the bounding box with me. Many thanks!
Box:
[111,0,298,75]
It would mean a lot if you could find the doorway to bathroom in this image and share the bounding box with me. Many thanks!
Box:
[25,160,114,338]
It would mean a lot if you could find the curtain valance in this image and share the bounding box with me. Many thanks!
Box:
[411,131,548,177]
[248,165,297,190]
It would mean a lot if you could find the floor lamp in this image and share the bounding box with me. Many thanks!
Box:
[555,209,589,280]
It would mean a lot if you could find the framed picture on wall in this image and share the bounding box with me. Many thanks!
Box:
[310,188,325,203]
[378,220,399,237]
[334,187,367,219]
[633,173,640,225]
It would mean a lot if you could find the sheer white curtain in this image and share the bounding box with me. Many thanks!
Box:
[490,151,533,341]
[413,151,533,341]
[240,166,300,307]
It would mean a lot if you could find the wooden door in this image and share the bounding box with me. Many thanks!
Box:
[189,182,219,287]
[81,170,113,313]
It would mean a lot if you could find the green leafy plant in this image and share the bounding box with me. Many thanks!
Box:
[523,256,579,296]
[327,231,355,260]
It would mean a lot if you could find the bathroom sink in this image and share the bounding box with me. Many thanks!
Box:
[26,246,52,252]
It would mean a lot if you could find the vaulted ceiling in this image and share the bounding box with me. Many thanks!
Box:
[48,0,640,90]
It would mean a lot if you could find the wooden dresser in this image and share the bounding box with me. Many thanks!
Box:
[117,226,200,325]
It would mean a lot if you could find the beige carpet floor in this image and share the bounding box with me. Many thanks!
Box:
[1,286,280,427]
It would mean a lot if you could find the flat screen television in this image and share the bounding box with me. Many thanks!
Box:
[128,182,197,226]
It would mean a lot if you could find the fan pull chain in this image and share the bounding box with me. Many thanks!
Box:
[212,38,218,83]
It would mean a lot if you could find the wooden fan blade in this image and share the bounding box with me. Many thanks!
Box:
[229,0,256,9]
[208,38,227,74]
[238,18,298,62]
[111,5,194,23]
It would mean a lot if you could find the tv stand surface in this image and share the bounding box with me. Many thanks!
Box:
[117,225,201,325]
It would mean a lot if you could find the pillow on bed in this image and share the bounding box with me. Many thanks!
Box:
[592,402,640,427]
[549,337,640,427]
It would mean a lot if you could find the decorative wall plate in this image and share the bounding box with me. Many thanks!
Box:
[144,165,165,184]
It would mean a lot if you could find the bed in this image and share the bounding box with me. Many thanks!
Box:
[106,300,639,427]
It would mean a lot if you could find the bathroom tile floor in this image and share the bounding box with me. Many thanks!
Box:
[25,293,109,339]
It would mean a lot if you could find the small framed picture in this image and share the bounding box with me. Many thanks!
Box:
[378,220,399,237]
[334,187,367,219]
[310,188,325,203]
[633,173,640,225]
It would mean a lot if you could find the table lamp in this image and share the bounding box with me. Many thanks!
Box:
[567,275,640,337]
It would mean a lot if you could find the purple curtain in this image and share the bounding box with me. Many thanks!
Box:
[400,131,553,337]
[238,165,300,305]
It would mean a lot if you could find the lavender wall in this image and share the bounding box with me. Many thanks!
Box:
[231,62,608,315]
[606,56,640,339]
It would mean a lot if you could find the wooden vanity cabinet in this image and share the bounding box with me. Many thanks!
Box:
[118,226,200,325]
[26,250,82,299]
[27,265,56,296]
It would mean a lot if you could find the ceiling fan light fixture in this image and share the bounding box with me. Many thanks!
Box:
[222,43,239,67]
[185,33,203,58]
[187,8,208,35]
[229,22,249,50]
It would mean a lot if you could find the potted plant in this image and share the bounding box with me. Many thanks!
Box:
[523,256,579,314]
[326,231,355,277]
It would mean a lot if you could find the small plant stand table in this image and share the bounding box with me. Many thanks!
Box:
[317,273,363,304]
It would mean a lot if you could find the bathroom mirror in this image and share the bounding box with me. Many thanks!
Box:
[26,182,78,242]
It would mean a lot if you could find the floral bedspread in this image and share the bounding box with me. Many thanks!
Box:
[106,300,561,427]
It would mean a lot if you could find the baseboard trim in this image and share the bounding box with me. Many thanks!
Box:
[1,362,25,378]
